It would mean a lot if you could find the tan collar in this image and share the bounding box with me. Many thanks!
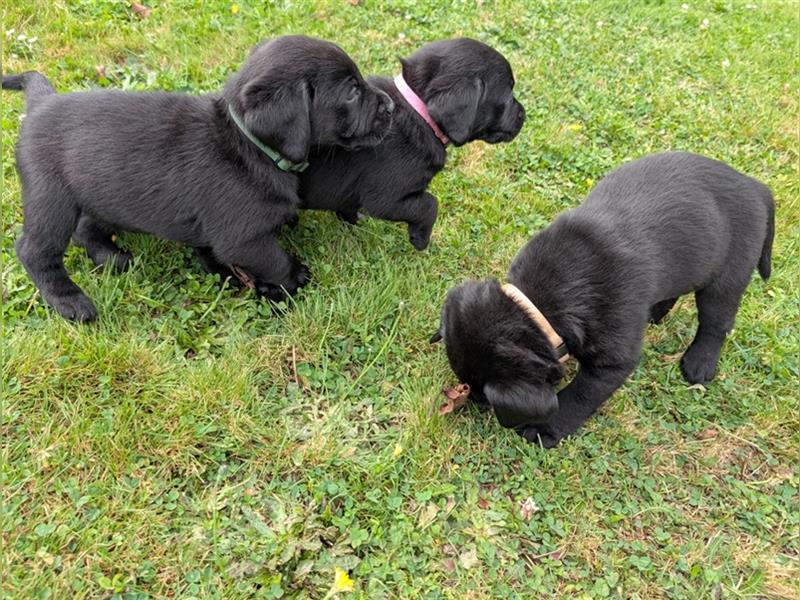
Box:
[501,283,570,363]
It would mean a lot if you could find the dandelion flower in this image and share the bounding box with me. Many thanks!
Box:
[333,568,354,593]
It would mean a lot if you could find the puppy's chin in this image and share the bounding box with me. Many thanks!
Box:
[484,381,559,429]
[339,126,391,150]
[480,129,519,144]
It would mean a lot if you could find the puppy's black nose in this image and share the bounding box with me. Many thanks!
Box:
[514,100,526,127]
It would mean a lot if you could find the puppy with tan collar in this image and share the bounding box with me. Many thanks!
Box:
[432,152,775,447]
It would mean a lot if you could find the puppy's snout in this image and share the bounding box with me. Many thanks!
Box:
[509,98,525,131]
[514,99,525,123]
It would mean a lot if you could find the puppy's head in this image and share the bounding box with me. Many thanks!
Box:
[225,36,394,164]
[400,38,525,146]
[432,280,564,430]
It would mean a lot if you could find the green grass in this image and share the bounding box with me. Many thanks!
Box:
[2,1,798,598]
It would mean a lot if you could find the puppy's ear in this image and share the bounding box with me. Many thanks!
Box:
[426,78,484,145]
[241,79,311,164]
[483,381,558,429]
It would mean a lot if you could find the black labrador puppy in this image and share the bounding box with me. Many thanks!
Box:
[432,152,775,447]
[299,38,525,251]
[3,35,393,321]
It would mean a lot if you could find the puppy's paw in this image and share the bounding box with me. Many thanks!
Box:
[87,248,133,273]
[284,214,300,229]
[291,262,311,290]
[680,347,718,384]
[51,293,98,322]
[517,423,562,448]
[256,263,311,303]
[108,251,133,273]
[408,223,432,251]
[336,210,362,225]
[258,284,290,303]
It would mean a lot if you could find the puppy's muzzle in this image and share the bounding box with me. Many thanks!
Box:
[496,99,525,141]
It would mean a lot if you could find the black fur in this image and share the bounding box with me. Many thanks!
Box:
[3,35,393,321]
[434,152,775,447]
[299,38,525,251]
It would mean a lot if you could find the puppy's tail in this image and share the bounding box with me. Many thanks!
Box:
[757,187,775,281]
[2,71,56,113]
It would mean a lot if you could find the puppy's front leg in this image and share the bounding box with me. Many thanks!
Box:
[213,235,309,302]
[336,209,362,225]
[519,362,637,448]
[362,192,438,250]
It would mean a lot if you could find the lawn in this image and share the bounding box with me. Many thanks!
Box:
[2,1,798,598]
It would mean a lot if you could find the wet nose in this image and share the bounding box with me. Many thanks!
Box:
[515,99,526,124]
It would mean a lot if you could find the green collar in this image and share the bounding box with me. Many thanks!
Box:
[227,105,309,173]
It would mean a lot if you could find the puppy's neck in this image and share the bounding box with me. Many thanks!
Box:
[393,74,449,145]
[212,97,292,181]
[506,274,586,356]
[502,283,570,363]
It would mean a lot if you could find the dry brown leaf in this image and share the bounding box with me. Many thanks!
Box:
[230,264,256,289]
[418,503,439,528]
[439,383,470,415]
[477,498,490,510]
[95,65,107,79]
[442,543,457,556]
[697,428,718,440]
[131,2,152,18]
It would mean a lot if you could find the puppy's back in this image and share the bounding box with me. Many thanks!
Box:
[16,91,219,226]
[574,152,773,296]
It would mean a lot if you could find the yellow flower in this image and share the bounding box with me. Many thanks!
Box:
[333,568,354,592]
[230,3,239,14]
[567,123,583,132]
[585,177,594,187]
[392,443,403,458]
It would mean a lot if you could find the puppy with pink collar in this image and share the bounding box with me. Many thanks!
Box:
[298,38,526,251]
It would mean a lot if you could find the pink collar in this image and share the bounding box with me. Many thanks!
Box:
[394,74,449,145]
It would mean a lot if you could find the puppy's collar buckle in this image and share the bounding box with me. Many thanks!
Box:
[227,105,309,173]
[393,74,449,145]
[501,283,571,364]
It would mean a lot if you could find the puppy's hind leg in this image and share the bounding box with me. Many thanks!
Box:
[212,235,309,303]
[362,192,438,250]
[72,214,132,273]
[680,282,747,384]
[16,189,97,321]
[649,297,677,324]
